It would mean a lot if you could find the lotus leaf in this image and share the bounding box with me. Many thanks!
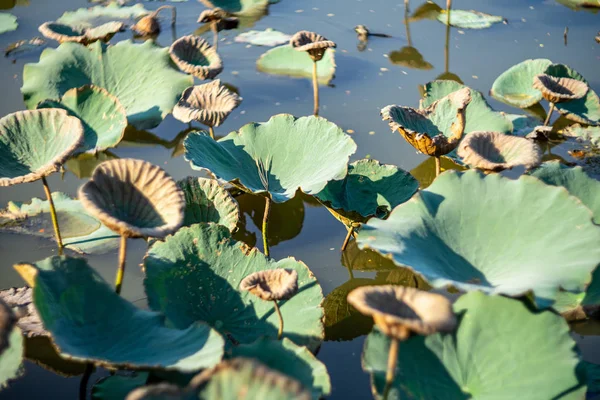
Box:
[169,36,223,81]
[315,159,419,224]
[14,256,225,371]
[38,21,123,44]
[408,1,442,22]
[544,63,600,125]
[178,177,239,232]
[490,59,553,108]
[0,299,23,388]
[564,124,600,146]
[505,113,543,136]
[235,28,291,46]
[362,292,586,399]
[257,45,336,85]
[22,40,193,130]
[144,223,325,351]
[92,373,149,400]
[0,192,120,254]
[357,170,600,308]
[57,2,149,29]
[436,10,504,29]
[0,109,84,186]
[38,85,127,153]
[198,0,270,16]
[421,80,513,135]
[556,0,600,11]
[230,337,331,399]
[184,114,357,203]
[0,287,45,338]
[172,80,241,127]
[0,12,16,34]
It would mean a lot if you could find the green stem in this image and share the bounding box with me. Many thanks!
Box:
[262,196,271,257]
[544,103,555,127]
[273,300,283,340]
[42,176,64,254]
[211,21,219,50]
[209,126,215,139]
[382,338,399,400]
[312,60,319,116]
[79,363,93,400]
[434,156,441,177]
[341,226,355,252]
[115,236,128,295]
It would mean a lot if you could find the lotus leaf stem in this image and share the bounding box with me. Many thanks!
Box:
[262,195,271,257]
[115,236,128,295]
[382,338,399,400]
[341,226,355,252]
[435,156,441,177]
[154,5,176,29]
[273,300,284,340]
[209,126,215,140]
[42,176,64,254]
[211,21,219,50]
[544,103,555,126]
[312,60,319,116]
[446,0,452,25]
[404,0,412,47]
[78,363,93,400]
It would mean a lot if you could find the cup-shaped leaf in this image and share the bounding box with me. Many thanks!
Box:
[290,30,336,62]
[39,21,124,44]
[184,114,357,203]
[0,109,84,186]
[169,35,223,80]
[240,269,298,301]
[357,170,600,308]
[532,73,588,104]
[172,80,242,126]
[490,58,553,108]
[79,159,185,238]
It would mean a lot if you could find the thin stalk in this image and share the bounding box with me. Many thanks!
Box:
[209,126,215,139]
[154,5,176,29]
[262,196,271,257]
[404,0,411,47]
[544,103,555,126]
[382,338,399,400]
[115,236,128,295]
[273,300,283,340]
[446,0,452,24]
[78,363,93,400]
[341,226,355,252]
[211,21,219,50]
[312,60,319,116]
[444,16,451,73]
[42,176,64,254]
[434,156,441,177]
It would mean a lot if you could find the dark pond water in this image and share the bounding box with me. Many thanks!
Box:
[0,0,599,398]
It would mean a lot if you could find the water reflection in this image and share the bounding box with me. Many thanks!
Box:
[0,0,28,10]
[388,0,433,70]
[410,156,466,189]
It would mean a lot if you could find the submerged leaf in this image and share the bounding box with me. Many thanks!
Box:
[257,45,336,85]
[0,12,17,34]
[357,170,600,308]
[490,59,553,108]
[437,9,504,29]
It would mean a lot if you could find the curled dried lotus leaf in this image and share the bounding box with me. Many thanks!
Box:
[172,80,242,126]
[240,269,299,301]
[169,35,223,80]
[290,30,336,61]
[532,74,588,104]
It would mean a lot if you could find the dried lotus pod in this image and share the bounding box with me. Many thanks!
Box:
[239,269,299,301]
[290,30,336,62]
[532,74,588,104]
[132,5,176,37]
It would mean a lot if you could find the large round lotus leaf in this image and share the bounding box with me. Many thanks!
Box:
[235,28,291,47]
[14,256,225,371]
[357,170,600,308]
[144,223,325,351]
[92,372,149,400]
[178,177,240,232]
[0,192,120,255]
[38,85,127,153]
[544,63,600,126]
[315,159,418,223]
[0,12,16,34]
[257,45,336,86]
[199,0,269,15]
[362,292,586,399]
[436,9,504,29]
[230,337,331,399]
[0,299,23,388]
[22,40,193,130]
[57,3,149,29]
[184,114,356,203]
[490,59,553,108]
[421,80,513,135]
[0,109,84,186]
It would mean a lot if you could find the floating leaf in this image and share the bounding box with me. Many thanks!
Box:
[22,40,193,130]
[564,124,600,146]
[357,170,600,308]
[362,292,586,399]
[0,12,17,34]
[178,177,240,232]
[230,338,331,399]
[38,85,127,153]
[57,2,149,29]
[92,372,149,400]
[490,59,553,108]
[315,159,418,224]
[198,0,269,16]
[14,256,225,371]
[556,0,600,11]
[38,21,124,44]
[257,45,336,85]
[144,223,325,351]
[235,28,291,46]
[0,299,23,388]
[505,113,543,136]
[0,192,120,254]
[437,9,504,29]
[184,114,356,203]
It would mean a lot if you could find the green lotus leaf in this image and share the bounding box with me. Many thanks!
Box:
[556,0,600,11]
[0,299,23,388]
[315,159,418,224]
[490,59,553,108]
[388,47,433,70]
[362,292,586,399]
[184,114,356,203]
[357,170,600,308]
[15,256,225,371]
[57,2,149,29]
[505,113,543,136]
[257,45,336,85]
[0,192,120,254]
[144,223,325,351]
[564,125,600,146]
[544,63,600,126]
[421,80,513,135]
[436,9,504,29]
[178,177,240,232]
[22,40,193,130]
[38,85,127,153]
[0,12,16,34]
[198,0,269,16]
[235,28,291,47]
[92,372,149,400]
[230,337,331,399]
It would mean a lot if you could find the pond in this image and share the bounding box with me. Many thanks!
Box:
[0,0,599,399]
